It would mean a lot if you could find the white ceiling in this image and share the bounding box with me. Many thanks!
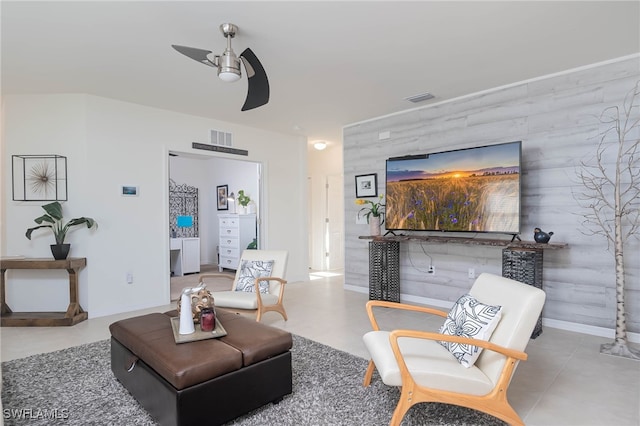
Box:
[2,1,639,147]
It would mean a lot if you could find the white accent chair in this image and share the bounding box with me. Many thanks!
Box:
[198,250,288,322]
[363,273,545,426]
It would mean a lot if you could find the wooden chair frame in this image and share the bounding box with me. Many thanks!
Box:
[198,273,288,322]
[364,300,528,426]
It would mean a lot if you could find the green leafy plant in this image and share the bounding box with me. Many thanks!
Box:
[356,194,385,224]
[237,190,251,207]
[25,201,97,244]
[247,238,257,249]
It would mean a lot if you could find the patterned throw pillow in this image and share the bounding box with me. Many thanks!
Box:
[235,260,274,294]
[438,294,502,368]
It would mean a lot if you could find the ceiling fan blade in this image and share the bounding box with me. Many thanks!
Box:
[171,45,216,67]
[240,48,270,111]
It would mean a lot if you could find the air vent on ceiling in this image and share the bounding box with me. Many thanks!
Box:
[405,92,435,103]
[210,129,233,147]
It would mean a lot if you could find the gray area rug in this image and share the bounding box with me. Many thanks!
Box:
[1,335,504,425]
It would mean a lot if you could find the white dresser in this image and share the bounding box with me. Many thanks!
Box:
[218,214,257,271]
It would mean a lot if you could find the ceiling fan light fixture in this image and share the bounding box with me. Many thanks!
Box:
[217,49,241,82]
[218,70,241,82]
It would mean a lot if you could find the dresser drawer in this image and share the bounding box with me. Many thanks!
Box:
[219,255,240,270]
[220,227,239,238]
[219,236,239,248]
[219,247,239,259]
[219,217,240,228]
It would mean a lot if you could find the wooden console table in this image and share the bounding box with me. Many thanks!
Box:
[359,234,568,250]
[1,257,87,326]
[360,235,568,337]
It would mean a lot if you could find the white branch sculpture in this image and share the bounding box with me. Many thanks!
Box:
[575,81,640,360]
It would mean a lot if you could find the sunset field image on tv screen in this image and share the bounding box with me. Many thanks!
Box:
[385,141,521,234]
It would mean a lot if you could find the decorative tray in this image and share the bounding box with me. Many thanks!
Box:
[170,316,228,344]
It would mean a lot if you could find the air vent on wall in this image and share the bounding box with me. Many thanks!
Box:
[210,130,233,147]
[405,92,435,103]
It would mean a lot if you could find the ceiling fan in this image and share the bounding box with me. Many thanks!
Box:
[172,23,269,111]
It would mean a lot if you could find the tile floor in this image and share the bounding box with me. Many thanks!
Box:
[2,271,639,426]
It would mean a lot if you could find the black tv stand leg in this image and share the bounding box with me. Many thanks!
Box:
[510,233,521,242]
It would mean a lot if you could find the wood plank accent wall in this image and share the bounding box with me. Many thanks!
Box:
[343,56,640,334]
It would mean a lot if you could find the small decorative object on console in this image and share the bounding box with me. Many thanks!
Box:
[533,227,554,244]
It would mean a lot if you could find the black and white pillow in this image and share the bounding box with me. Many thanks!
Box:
[438,294,502,368]
[235,260,274,294]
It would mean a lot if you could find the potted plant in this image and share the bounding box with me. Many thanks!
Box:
[25,201,97,260]
[237,190,251,214]
[356,194,385,236]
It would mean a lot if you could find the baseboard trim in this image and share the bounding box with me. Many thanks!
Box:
[344,285,640,344]
[542,318,640,344]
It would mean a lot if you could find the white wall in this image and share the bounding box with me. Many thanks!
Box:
[1,94,308,318]
[2,95,90,313]
[343,55,640,337]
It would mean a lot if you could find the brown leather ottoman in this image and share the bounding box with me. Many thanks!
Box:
[109,309,292,426]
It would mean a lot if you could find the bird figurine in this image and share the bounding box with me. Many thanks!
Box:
[534,228,554,244]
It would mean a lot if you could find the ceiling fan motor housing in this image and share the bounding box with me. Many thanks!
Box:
[218,49,241,82]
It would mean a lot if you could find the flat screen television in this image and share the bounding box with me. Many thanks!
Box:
[385,141,521,234]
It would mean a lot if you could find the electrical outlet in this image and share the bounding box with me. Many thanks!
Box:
[355,213,368,225]
[428,265,435,275]
[468,268,475,279]
[126,272,134,284]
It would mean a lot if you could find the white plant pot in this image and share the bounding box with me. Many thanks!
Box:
[369,216,381,236]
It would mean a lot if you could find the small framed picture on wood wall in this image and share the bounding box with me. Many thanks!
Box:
[355,173,378,198]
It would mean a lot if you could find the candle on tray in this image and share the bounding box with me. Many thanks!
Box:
[200,307,215,332]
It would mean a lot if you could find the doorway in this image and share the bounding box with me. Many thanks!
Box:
[326,174,344,270]
[168,152,262,271]
[308,174,344,271]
